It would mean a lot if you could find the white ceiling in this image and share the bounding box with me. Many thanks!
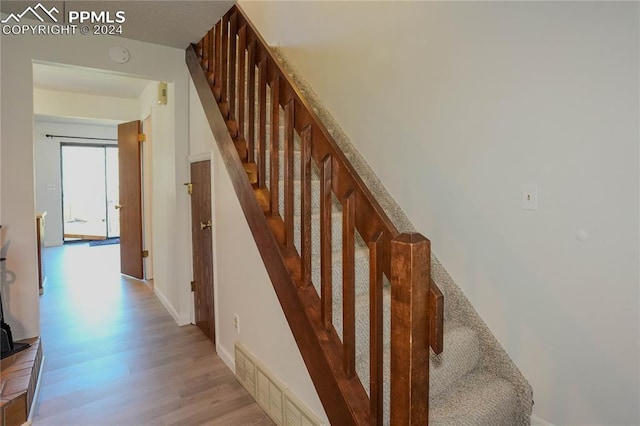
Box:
[12,1,234,103]
[1,1,235,49]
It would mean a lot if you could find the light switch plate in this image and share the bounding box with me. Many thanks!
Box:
[522,184,538,210]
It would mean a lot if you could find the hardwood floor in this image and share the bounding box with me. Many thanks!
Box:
[34,243,273,426]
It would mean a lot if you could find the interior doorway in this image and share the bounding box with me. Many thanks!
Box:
[189,160,214,342]
[61,144,120,242]
[32,62,160,319]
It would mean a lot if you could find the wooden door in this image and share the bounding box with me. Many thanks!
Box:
[190,160,215,342]
[118,121,144,279]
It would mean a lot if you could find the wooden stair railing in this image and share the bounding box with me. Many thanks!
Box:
[187,4,444,424]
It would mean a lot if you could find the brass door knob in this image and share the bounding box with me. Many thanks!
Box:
[115,204,123,209]
[200,220,212,230]
[184,183,193,195]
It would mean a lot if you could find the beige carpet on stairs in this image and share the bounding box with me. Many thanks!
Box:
[242,47,533,425]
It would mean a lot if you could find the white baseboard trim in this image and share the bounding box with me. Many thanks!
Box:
[176,313,190,326]
[531,414,555,425]
[217,343,235,372]
[154,287,187,326]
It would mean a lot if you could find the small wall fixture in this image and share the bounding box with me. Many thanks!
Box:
[158,82,168,105]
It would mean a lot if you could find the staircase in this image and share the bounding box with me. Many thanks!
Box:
[187,4,533,425]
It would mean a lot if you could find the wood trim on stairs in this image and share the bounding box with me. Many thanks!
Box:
[235,3,400,276]
[187,5,446,423]
[187,45,370,425]
[232,3,443,353]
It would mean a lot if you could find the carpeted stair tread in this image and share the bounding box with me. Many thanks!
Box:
[267,46,533,425]
[354,324,481,400]
[327,274,390,345]
[262,125,289,147]
[429,326,481,397]
[429,370,518,425]
[307,246,370,300]
[262,149,306,180]
[232,48,532,424]
[277,179,322,215]
[294,211,342,254]
[293,211,370,256]
[263,102,487,423]
[255,95,520,425]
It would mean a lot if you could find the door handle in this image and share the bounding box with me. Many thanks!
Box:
[115,204,123,209]
[200,220,212,230]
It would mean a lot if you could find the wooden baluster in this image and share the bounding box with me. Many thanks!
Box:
[237,25,246,140]
[390,233,431,425]
[188,8,447,424]
[228,12,237,121]
[320,155,333,329]
[207,29,215,85]
[430,280,444,354]
[300,126,312,287]
[201,31,209,70]
[247,42,256,163]
[283,100,295,248]
[196,39,203,58]
[369,231,384,425]
[258,59,267,189]
[269,76,280,214]
[342,190,355,378]
[220,14,229,105]
[214,23,222,98]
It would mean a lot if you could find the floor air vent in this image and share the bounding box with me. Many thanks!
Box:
[235,343,325,425]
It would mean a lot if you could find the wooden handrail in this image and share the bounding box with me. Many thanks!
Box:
[188,5,444,424]
[187,45,368,424]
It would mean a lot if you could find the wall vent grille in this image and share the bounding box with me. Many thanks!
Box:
[235,342,324,426]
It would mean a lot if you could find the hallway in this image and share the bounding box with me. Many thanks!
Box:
[34,243,272,425]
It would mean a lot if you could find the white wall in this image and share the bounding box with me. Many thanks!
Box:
[34,88,138,122]
[240,2,640,425]
[34,120,118,246]
[138,80,190,323]
[1,25,192,339]
[188,80,328,423]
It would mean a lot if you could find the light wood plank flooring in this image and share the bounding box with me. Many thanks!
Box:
[33,242,273,426]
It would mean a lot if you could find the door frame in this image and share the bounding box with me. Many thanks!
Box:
[59,142,118,242]
[141,116,153,280]
[188,152,219,345]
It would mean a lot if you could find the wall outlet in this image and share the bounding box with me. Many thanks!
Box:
[234,314,240,334]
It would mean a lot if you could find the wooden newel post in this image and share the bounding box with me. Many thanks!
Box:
[390,233,431,425]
